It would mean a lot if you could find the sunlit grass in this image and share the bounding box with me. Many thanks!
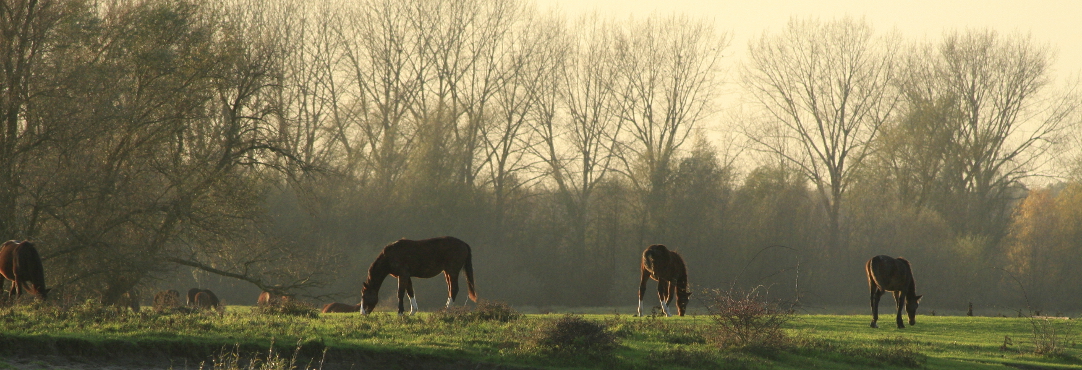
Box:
[0,302,1079,369]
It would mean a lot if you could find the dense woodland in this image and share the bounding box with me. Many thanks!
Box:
[1,0,1080,313]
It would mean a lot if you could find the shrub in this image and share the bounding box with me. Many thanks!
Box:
[529,314,617,354]
[430,299,522,323]
[703,287,794,349]
[252,298,318,318]
[797,336,925,368]
[204,342,326,370]
[1030,316,1074,357]
[646,347,719,368]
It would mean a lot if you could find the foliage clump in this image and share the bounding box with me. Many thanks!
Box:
[252,298,318,318]
[797,336,925,368]
[704,287,794,349]
[528,314,617,354]
[429,300,522,323]
[205,342,325,370]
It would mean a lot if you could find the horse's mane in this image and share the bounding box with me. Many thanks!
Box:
[363,253,389,289]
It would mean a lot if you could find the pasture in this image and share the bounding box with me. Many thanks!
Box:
[0,301,1079,369]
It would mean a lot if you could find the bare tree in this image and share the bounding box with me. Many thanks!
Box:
[743,17,900,254]
[533,13,622,246]
[609,14,729,240]
[931,30,1077,238]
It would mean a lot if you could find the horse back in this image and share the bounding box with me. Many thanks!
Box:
[642,245,686,283]
[382,236,471,278]
[867,255,914,293]
[3,241,46,293]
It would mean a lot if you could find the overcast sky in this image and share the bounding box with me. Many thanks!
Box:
[535,0,1082,80]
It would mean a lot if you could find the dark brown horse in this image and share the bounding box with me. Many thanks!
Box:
[193,292,217,310]
[360,236,477,315]
[0,240,49,300]
[866,255,922,328]
[322,302,361,313]
[637,244,689,317]
[186,288,219,308]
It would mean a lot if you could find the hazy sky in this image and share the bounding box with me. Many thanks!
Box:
[535,0,1082,179]
[536,0,1082,80]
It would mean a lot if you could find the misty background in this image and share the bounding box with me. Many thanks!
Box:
[2,0,1081,315]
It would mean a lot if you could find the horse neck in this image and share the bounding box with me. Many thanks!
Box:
[363,260,390,294]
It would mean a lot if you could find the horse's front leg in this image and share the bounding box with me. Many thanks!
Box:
[405,276,417,315]
[893,291,906,328]
[657,280,672,317]
[637,268,649,317]
[396,274,412,315]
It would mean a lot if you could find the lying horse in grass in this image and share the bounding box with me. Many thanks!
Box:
[0,240,49,300]
[637,244,689,317]
[322,302,361,313]
[866,255,922,328]
[360,236,477,315]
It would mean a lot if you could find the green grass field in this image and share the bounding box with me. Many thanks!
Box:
[0,302,1079,369]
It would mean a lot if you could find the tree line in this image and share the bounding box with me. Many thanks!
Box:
[1,0,1080,313]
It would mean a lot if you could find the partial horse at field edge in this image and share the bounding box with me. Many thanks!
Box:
[0,240,49,300]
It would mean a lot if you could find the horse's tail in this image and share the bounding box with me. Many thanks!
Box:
[464,244,477,302]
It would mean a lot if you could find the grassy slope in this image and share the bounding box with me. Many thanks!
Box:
[0,303,1080,369]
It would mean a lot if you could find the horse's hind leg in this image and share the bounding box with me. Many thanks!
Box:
[657,280,672,317]
[870,287,884,328]
[406,277,418,315]
[397,274,416,315]
[894,291,906,328]
[444,271,460,308]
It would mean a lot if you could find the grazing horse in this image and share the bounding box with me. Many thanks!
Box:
[866,255,923,328]
[637,244,689,317]
[360,236,477,315]
[193,292,217,310]
[186,288,219,308]
[0,240,50,300]
[322,302,361,313]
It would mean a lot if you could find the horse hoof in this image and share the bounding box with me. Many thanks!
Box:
[870,323,878,328]
[897,325,906,329]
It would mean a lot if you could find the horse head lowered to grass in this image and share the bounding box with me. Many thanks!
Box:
[637,244,689,317]
[360,236,476,315]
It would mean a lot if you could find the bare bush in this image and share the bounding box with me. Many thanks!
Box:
[252,299,319,318]
[430,300,522,323]
[703,287,794,349]
[529,314,617,354]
